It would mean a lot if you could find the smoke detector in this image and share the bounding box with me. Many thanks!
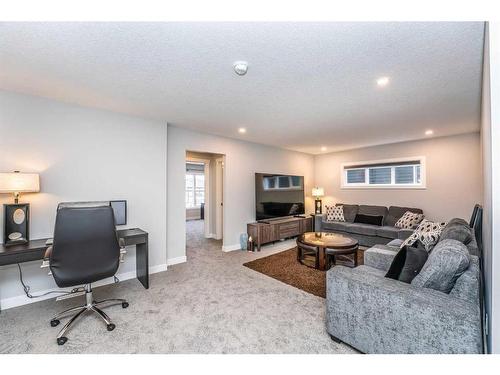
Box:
[233,61,248,76]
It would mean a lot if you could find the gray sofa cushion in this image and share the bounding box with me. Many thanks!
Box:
[387,238,404,248]
[364,245,398,271]
[439,218,473,246]
[347,223,378,236]
[450,256,480,304]
[358,205,388,220]
[376,226,400,239]
[398,229,414,241]
[411,239,470,293]
[326,265,482,353]
[386,206,424,227]
[335,203,358,222]
[321,221,352,232]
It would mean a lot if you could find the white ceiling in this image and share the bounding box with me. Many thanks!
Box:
[0,22,485,154]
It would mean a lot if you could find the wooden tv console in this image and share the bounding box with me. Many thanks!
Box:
[247,216,312,251]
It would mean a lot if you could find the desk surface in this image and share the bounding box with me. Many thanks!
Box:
[0,228,148,265]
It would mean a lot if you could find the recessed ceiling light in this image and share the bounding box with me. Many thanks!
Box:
[425,130,434,136]
[376,76,390,87]
[321,146,327,152]
[238,127,247,134]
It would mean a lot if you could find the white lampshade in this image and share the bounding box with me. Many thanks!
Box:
[312,187,324,198]
[0,172,40,193]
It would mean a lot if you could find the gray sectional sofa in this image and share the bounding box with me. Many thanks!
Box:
[325,218,482,354]
[315,204,423,247]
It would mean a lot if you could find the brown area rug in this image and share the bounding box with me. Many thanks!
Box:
[243,247,364,298]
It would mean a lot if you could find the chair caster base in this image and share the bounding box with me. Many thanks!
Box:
[57,337,68,346]
[107,323,116,331]
[122,302,129,308]
[50,319,60,327]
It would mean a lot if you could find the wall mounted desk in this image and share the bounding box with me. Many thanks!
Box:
[0,228,149,289]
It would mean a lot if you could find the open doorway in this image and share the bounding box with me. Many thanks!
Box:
[185,151,225,256]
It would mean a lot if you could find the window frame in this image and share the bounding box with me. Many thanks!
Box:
[341,156,426,189]
[185,171,206,208]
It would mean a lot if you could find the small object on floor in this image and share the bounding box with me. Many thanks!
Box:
[247,236,254,252]
[240,233,248,250]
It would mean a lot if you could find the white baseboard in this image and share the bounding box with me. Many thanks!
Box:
[222,243,242,252]
[206,233,217,239]
[167,256,187,265]
[0,263,168,311]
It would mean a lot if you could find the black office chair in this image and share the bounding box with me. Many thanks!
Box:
[45,202,129,346]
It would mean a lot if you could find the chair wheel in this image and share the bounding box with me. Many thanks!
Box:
[57,337,68,345]
[122,302,129,308]
[107,323,116,331]
[50,319,60,327]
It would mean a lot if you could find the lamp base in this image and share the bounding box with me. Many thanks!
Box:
[315,199,322,214]
[3,203,30,246]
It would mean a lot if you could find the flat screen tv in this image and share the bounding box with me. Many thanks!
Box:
[255,173,305,221]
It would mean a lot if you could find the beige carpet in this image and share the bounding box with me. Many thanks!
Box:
[0,220,355,354]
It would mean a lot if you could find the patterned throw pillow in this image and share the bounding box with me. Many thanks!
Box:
[395,211,425,229]
[325,205,345,222]
[401,219,447,252]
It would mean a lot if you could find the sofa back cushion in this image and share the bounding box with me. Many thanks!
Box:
[335,203,359,222]
[386,206,423,227]
[449,255,480,304]
[358,205,388,222]
[411,239,470,293]
[439,218,473,245]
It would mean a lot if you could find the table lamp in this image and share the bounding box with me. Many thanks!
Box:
[0,171,40,246]
[312,187,324,214]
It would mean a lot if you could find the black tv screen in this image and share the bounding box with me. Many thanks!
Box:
[255,173,305,220]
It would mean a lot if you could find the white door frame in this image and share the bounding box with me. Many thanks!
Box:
[185,156,211,238]
[215,157,224,240]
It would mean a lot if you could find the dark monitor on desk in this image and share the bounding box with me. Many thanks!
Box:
[110,200,127,226]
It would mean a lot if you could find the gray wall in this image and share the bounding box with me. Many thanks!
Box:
[0,91,168,309]
[167,125,315,257]
[185,151,223,236]
[314,132,482,222]
[480,23,493,353]
[481,22,500,354]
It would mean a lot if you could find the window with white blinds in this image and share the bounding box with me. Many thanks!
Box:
[342,157,425,189]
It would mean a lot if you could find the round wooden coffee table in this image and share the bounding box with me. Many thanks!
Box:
[297,232,359,271]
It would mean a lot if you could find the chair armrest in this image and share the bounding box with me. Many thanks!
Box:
[43,246,52,259]
[118,239,127,263]
[326,266,482,353]
[363,245,397,272]
[119,237,126,248]
[41,246,52,270]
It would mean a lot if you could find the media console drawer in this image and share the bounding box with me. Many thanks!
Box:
[247,217,312,251]
[278,222,300,237]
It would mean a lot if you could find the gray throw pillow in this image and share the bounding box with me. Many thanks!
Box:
[411,239,470,293]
